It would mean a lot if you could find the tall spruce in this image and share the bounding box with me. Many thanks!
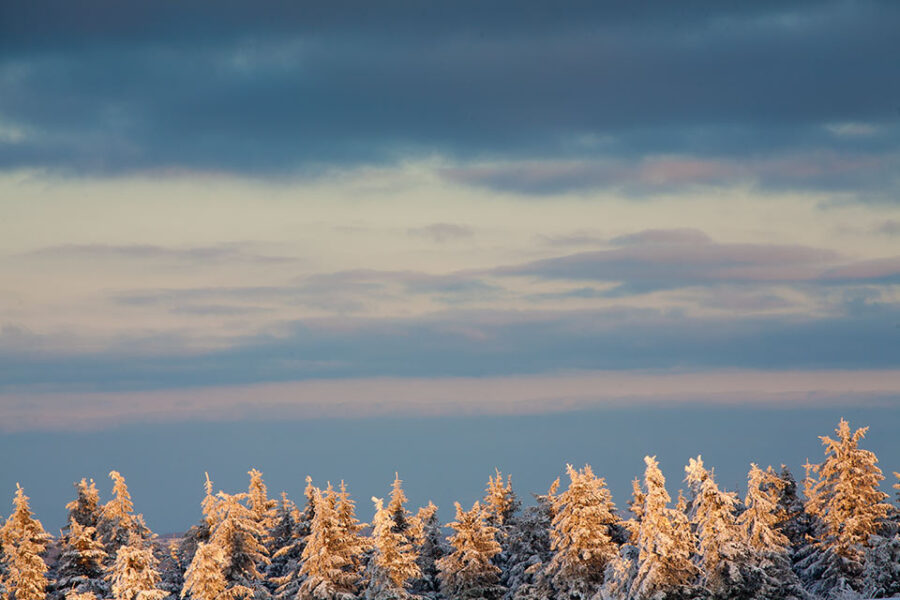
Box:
[98,472,151,561]
[546,464,618,599]
[437,501,503,600]
[1,485,52,600]
[107,537,166,600]
[797,419,892,597]
[365,497,420,600]
[623,456,700,600]
[297,483,367,600]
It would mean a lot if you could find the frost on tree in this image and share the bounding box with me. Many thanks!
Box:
[365,497,420,600]
[54,521,108,599]
[297,482,367,600]
[796,419,891,598]
[483,470,520,531]
[64,481,101,531]
[270,477,316,600]
[182,542,227,600]
[689,461,759,600]
[206,490,271,600]
[1,485,52,600]
[247,470,277,547]
[437,501,503,600]
[609,456,700,600]
[386,474,413,538]
[266,492,300,591]
[407,502,447,599]
[98,472,151,561]
[545,464,618,599]
[173,473,219,592]
[505,479,559,600]
[736,465,805,600]
[107,540,167,600]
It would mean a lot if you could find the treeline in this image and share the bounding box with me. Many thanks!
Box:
[1,419,899,600]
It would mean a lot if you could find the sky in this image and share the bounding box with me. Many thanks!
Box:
[1,0,899,533]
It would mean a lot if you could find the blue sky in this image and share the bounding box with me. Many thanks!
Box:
[1,0,899,531]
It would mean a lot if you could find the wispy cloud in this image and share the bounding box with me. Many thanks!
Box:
[407,223,474,242]
[22,243,295,264]
[2,369,898,433]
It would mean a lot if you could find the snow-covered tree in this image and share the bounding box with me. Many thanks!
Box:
[1,485,52,600]
[545,464,618,598]
[621,456,700,600]
[504,479,558,600]
[691,464,757,599]
[208,491,270,600]
[408,503,446,599]
[64,481,101,532]
[772,466,813,553]
[483,470,520,531]
[108,541,166,600]
[98,472,151,560]
[182,542,227,600]
[270,478,317,600]
[247,470,277,546]
[365,496,420,600]
[387,475,412,538]
[297,483,367,600]
[53,521,108,599]
[437,501,503,600]
[797,419,891,597]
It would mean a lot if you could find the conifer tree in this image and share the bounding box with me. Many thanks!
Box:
[297,483,367,600]
[387,475,412,537]
[247,470,277,546]
[546,464,618,599]
[436,501,503,600]
[1,485,52,600]
[365,497,420,600]
[270,477,317,600]
[505,479,558,600]
[267,492,299,586]
[624,456,700,600]
[54,521,108,599]
[691,464,755,599]
[408,503,446,599]
[797,419,891,597]
[64,481,101,532]
[108,538,166,600]
[182,542,227,600]
[208,491,271,600]
[483,470,520,530]
[98,472,151,560]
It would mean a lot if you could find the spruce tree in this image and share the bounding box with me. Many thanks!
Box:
[247,470,277,547]
[505,479,558,600]
[408,503,447,599]
[107,538,166,600]
[546,464,618,599]
[436,501,503,600]
[1,485,52,600]
[54,522,108,599]
[98,472,151,561]
[270,477,317,600]
[64,481,101,532]
[387,475,412,537]
[208,491,270,600]
[483,470,520,530]
[182,542,227,600]
[625,456,700,600]
[797,419,891,597]
[365,497,420,600]
[691,465,756,600]
[297,483,367,600]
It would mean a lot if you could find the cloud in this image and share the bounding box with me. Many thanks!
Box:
[2,369,899,433]
[23,243,294,264]
[874,220,900,236]
[3,299,900,393]
[0,0,897,194]
[610,228,712,246]
[407,223,474,242]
